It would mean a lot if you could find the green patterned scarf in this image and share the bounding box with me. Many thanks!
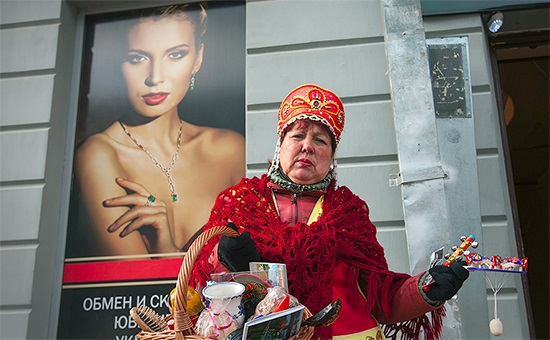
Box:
[269,168,332,194]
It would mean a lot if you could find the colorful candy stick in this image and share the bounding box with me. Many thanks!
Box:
[422,234,476,292]
[443,234,475,266]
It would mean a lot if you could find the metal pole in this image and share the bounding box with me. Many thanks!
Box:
[381,0,451,276]
[381,0,461,337]
[381,0,490,338]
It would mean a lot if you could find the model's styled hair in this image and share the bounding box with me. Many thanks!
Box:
[130,2,208,49]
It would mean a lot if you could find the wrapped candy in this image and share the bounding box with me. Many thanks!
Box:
[252,286,299,320]
[194,297,238,339]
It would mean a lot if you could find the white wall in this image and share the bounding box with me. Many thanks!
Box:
[0,0,68,338]
[246,0,411,275]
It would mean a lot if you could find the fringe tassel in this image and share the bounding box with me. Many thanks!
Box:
[383,307,446,340]
[355,269,446,340]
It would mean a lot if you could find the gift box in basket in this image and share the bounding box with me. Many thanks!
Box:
[129,225,340,340]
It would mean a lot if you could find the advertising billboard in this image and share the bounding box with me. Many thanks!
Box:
[58,2,245,338]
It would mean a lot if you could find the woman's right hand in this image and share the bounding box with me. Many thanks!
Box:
[103,178,180,254]
[217,223,261,272]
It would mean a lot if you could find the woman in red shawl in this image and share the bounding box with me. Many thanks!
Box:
[190,84,469,339]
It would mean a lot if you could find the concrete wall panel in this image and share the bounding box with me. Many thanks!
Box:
[472,92,500,149]
[0,246,37,305]
[0,310,30,340]
[0,25,59,73]
[376,228,409,273]
[0,75,55,127]
[0,0,61,25]
[337,163,403,222]
[0,129,49,182]
[338,101,397,158]
[247,0,384,49]
[246,110,278,166]
[247,43,390,105]
[477,154,508,217]
[467,32,492,87]
[0,184,44,241]
[423,13,482,33]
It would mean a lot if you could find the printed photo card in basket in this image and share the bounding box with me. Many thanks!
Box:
[242,305,304,340]
[248,262,288,291]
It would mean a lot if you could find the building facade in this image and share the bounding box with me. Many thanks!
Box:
[0,0,547,339]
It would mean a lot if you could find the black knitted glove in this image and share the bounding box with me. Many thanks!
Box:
[218,222,261,272]
[425,261,470,301]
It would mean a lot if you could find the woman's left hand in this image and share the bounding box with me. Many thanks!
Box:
[425,261,470,301]
[104,178,180,253]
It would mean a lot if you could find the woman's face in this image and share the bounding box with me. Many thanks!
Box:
[279,121,334,185]
[122,17,203,118]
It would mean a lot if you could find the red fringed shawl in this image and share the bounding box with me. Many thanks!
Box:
[190,175,444,339]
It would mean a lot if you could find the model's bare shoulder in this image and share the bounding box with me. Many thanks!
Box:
[218,129,245,153]
[200,126,245,155]
[74,129,125,180]
[76,133,116,163]
[190,126,246,184]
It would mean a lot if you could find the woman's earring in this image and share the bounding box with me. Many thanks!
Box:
[189,74,196,91]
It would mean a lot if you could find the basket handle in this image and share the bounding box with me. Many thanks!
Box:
[172,225,239,337]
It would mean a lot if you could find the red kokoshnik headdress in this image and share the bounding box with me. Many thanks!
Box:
[269,84,345,176]
[278,84,345,144]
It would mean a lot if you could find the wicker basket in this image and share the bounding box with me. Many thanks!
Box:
[132,225,315,340]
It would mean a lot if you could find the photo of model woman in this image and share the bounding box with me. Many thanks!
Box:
[67,3,245,257]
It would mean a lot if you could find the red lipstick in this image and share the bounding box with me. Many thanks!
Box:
[143,92,168,105]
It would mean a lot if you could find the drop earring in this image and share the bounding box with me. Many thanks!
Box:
[189,73,196,91]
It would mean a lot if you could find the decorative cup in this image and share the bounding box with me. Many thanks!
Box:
[202,282,246,327]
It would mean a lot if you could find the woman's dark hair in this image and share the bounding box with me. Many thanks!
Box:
[281,119,337,156]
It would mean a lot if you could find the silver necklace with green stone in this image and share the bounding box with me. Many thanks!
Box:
[119,120,182,202]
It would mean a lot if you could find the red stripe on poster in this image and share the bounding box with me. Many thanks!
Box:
[63,258,183,283]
